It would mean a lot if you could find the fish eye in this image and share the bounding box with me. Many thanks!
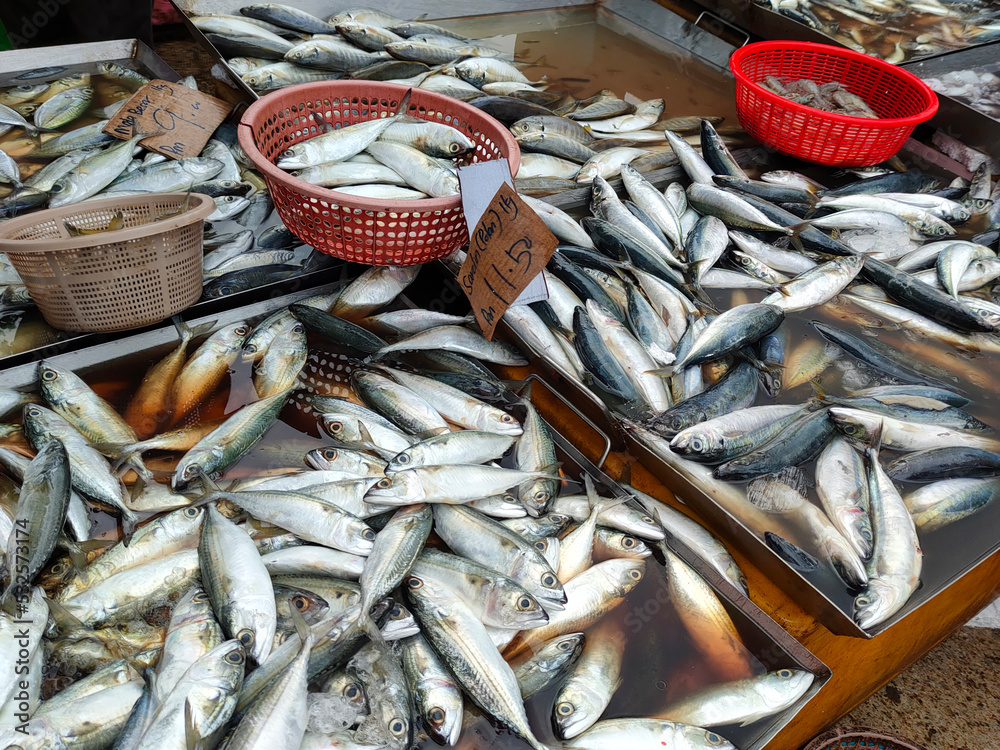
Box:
[327,421,344,434]
[51,561,68,574]
[244,344,258,354]
[500,414,514,422]
[395,454,409,464]
[322,448,338,459]
[428,707,445,725]
[542,574,557,587]
[407,576,423,589]
[292,595,311,611]
[345,684,360,699]
[226,650,245,664]
[40,368,58,382]
[558,640,572,650]
[238,629,255,647]
[391,604,403,617]
[362,529,376,541]
[622,537,636,548]
[27,407,41,416]
[641,516,655,525]
[292,324,304,334]
[556,702,574,716]
[628,569,642,580]
[449,143,461,153]
[50,183,63,192]
[533,490,549,502]
[691,438,704,451]
[184,507,200,517]
[533,541,546,551]
[550,515,567,524]
[193,591,210,602]
[516,596,534,610]
[739,575,748,590]
[183,464,200,478]
[234,325,251,336]
[706,732,726,746]
[856,595,871,606]
[861,528,873,541]
[376,478,392,489]
[777,669,793,678]
[388,718,406,736]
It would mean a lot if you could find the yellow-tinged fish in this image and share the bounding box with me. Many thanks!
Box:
[169,321,251,427]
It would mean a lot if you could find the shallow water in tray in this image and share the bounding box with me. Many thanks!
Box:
[444,6,741,130]
[18,310,816,750]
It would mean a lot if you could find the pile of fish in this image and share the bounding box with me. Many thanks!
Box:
[0,62,344,354]
[923,65,1000,120]
[760,77,879,118]
[753,0,1000,63]
[468,117,1000,631]
[191,5,758,198]
[0,266,816,749]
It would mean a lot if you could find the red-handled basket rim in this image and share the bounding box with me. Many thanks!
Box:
[237,81,521,214]
[729,40,939,128]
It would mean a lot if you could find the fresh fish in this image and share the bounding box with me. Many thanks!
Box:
[514,632,585,700]
[672,304,784,371]
[714,408,834,482]
[670,404,805,464]
[331,265,420,320]
[829,407,1000,452]
[172,389,289,489]
[170,322,251,426]
[904,478,1000,532]
[573,718,735,750]
[406,579,549,750]
[48,132,145,208]
[400,633,463,746]
[748,467,867,587]
[660,544,756,681]
[154,587,225,701]
[387,430,515,471]
[659,669,815,727]
[815,436,873,561]
[855,434,922,630]
[886,446,1000,482]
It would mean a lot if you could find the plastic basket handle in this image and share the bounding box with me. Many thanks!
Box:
[524,372,612,470]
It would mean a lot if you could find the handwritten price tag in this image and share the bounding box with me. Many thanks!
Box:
[459,181,558,340]
[102,80,233,160]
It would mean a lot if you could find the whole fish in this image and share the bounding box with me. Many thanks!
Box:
[887,446,1000,482]
[172,389,289,489]
[670,404,805,464]
[514,632,584,700]
[332,265,420,320]
[406,579,549,750]
[410,548,549,630]
[375,325,527,365]
[400,633,463,746]
[856,435,922,630]
[830,407,1000,453]
[748,468,867,587]
[170,321,251,427]
[154,586,225,700]
[573,718,735,750]
[48,132,145,208]
[0,440,70,604]
[38,360,136,446]
[124,319,209,439]
[553,617,625,738]
[672,304,784,371]
[714,408,834,482]
[815,436,872,561]
[659,669,815,727]
[904,478,1000,532]
[200,504,276,663]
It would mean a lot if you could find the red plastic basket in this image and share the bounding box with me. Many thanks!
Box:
[238,81,520,266]
[730,41,939,167]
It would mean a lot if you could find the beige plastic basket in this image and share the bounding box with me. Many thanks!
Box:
[0,192,214,333]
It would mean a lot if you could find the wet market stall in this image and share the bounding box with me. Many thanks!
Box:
[0,1,998,749]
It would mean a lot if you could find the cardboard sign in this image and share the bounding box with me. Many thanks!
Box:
[458,181,559,340]
[103,79,233,160]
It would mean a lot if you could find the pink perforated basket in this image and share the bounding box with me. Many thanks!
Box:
[238,81,520,266]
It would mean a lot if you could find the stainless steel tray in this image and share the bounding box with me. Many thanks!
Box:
[0,281,830,749]
[0,38,178,84]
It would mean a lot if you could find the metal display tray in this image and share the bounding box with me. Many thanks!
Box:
[903,42,1000,162]
[168,0,740,102]
[0,279,830,750]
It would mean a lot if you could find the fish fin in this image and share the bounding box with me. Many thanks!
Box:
[309,108,335,134]
[184,696,203,750]
[120,509,139,547]
[416,427,450,440]
[172,315,216,343]
[619,461,632,488]
[746,468,807,513]
[45,598,87,633]
[92,441,129,459]
[60,536,89,577]
[644,366,675,377]
[394,87,413,117]
[867,418,885,462]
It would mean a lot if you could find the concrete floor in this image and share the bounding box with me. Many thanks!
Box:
[830,621,1000,750]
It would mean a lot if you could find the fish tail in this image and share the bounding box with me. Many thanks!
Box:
[394,87,413,117]
[120,508,140,547]
[44,598,88,633]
